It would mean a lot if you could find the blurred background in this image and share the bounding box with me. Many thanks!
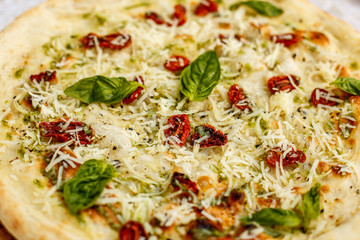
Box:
[0,0,360,31]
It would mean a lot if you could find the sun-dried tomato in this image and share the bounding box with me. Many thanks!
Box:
[30,71,57,83]
[119,221,148,240]
[164,114,191,147]
[146,5,187,27]
[80,33,131,50]
[100,33,132,49]
[145,11,166,25]
[123,76,145,104]
[271,32,303,47]
[228,84,252,111]
[218,34,244,45]
[234,34,244,42]
[268,75,299,94]
[311,88,339,107]
[164,55,190,73]
[39,120,93,145]
[194,0,218,16]
[191,124,228,148]
[265,147,306,168]
[331,165,350,177]
[172,4,187,26]
[218,34,228,44]
[80,33,98,48]
[172,172,199,195]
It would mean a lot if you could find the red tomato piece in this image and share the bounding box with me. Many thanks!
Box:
[218,34,228,44]
[30,71,56,83]
[145,11,166,25]
[172,172,200,195]
[266,147,306,168]
[191,124,228,148]
[80,33,98,48]
[311,88,339,107]
[164,55,190,73]
[218,34,244,44]
[172,4,187,26]
[271,32,303,47]
[331,165,350,177]
[164,114,191,147]
[123,76,145,104]
[268,75,299,94]
[194,0,218,16]
[227,84,252,111]
[39,120,93,145]
[234,34,244,41]
[80,33,131,50]
[119,221,148,240]
[100,33,132,49]
[146,5,186,27]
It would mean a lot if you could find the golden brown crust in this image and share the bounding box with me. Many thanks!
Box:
[0,223,15,240]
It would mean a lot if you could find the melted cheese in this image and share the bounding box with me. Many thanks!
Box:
[3,0,360,239]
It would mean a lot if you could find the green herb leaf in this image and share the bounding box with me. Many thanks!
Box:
[331,77,360,95]
[180,51,221,101]
[262,227,283,238]
[63,159,116,214]
[64,75,143,104]
[242,208,302,227]
[299,183,321,228]
[230,1,283,17]
[96,14,107,26]
[14,69,24,78]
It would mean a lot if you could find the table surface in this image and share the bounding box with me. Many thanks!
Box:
[0,0,360,31]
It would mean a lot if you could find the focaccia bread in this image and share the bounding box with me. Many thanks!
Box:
[1,0,360,239]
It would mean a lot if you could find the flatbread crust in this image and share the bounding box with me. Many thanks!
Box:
[0,0,360,239]
[0,222,15,240]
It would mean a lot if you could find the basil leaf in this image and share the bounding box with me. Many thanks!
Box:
[299,183,321,228]
[64,75,142,104]
[242,208,302,227]
[262,226,283,238]
[180,51,221,101]
[63,159,116,214]
[331,77,360,95]
[230,1,283,17]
